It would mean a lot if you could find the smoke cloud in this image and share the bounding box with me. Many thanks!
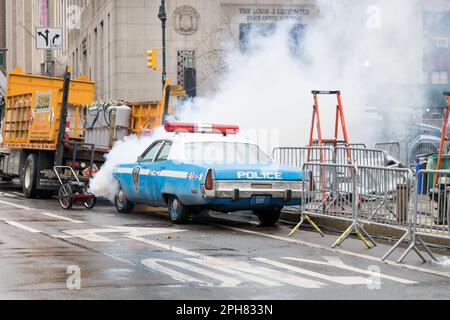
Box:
[90,0,425,200]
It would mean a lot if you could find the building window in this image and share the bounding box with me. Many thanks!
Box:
[177,50,196,86]
[177,50,197,97]
[433,37,448,48]
[0,51,4,71]
[431,71,448,84]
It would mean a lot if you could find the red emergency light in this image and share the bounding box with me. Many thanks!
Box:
[164,122,240,135]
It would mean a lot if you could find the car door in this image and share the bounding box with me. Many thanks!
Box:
[150,141,173,204]
[133,141,164,203]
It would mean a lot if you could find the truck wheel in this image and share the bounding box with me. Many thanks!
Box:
[254,207,282,226]
[115,186,134,214]
[168,196,191,225]
[22,154,39,199]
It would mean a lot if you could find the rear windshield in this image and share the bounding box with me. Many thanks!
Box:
[184,142,273,165]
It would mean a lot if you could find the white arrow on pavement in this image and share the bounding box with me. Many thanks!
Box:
[58,226,187,242]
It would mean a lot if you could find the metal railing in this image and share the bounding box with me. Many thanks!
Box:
[335,147,385,167]
[290,164,448,263]
[294,163,377,249]
[414,170,450,239]
[272,147,333,168]
[382,170,448,263]
[375,142,401,161]
[358,165,414,229]
[273,146,386,168]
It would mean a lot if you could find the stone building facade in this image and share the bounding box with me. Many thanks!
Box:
[2,0,450,105]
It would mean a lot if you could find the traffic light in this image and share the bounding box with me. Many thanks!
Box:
[147,49,157,70]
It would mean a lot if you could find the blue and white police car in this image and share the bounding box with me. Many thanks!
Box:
[113,123,313,225]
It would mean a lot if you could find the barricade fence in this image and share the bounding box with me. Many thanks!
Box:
[273,146,386,169]
[358,166,414,230]
[415,170,450,239]
[335,147,385,167]
[374,142,401,161]
[299,163,377,249]
[302,163,357,222]
[294,163,448,262]
[272,147,333,168]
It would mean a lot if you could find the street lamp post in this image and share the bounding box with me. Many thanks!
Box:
[158,0,167,90]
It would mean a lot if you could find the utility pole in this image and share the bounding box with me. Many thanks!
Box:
[158,0,167,90]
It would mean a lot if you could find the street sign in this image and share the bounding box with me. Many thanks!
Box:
[36,27,63,50]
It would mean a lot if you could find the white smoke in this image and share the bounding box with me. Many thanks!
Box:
[90,0,425,200]
[89,127,169,201]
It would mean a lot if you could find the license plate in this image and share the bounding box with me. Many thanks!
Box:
[251,196,272,205]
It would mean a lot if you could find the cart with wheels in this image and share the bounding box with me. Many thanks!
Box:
[54,166,96,210]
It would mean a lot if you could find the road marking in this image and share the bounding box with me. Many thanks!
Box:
[61,226,187,242]
[186,258,280,287]
[4,221,42,233]
[282,257,417,284]
[254,257,371,285]
[216,224,450,279]
[144,259,242,288]
[133,236,325,288]
[0,200,33,211]
[0,199,84,224]
[142,259,212,286]
[39,212,83,224]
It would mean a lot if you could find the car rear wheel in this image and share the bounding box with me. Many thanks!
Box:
[115,186,134,214]
[168,196,191,225]
[254,207,282,226]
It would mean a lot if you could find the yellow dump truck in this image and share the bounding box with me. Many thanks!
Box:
[0,67,176,198]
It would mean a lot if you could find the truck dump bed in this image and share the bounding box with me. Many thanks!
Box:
[2,67,94,150]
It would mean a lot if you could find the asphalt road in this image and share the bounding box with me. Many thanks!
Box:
[0,186,449,300]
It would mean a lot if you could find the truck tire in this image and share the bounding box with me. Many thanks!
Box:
[115,186,134,214]
[254,207,282,226]
[168,196,191,225]
[22,154,39,199]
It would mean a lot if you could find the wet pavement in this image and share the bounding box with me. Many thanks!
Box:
[0,185,449,300]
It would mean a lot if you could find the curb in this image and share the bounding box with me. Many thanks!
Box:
[281,210,450,248]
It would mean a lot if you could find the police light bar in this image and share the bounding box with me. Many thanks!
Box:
[164,122,239,135]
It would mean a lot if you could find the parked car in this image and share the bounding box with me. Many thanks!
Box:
[113,122,313,225]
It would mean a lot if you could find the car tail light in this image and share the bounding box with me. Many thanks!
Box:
[164,122,239,135]
[205,169,214,191]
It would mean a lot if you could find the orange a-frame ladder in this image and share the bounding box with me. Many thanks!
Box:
[290,91,353,239]
[436,92,450,173]
[307,91,352,164]
[290,91,375,249]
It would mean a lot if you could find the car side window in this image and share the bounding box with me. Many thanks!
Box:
[141,141,163,162]
[155,142,172,162]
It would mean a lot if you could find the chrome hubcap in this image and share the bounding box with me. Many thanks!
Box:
[24,166,31,189]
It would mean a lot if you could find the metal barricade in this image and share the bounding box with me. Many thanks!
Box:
[272,147,333,168]
[335,147,385,167]
[382,170,445,263]
[350,143,367,149]
[375,142,401,160]
[358,166,414,229]
[414,170,450,239]
[290,163,377,249]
